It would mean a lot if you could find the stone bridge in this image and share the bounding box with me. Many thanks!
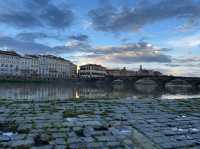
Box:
[107,75,200,89]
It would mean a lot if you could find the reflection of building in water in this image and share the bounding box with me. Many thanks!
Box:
[165,79,192,94]
[135,84,158,94]
[78,87,108,98]
[78,87,136,99]
[0,84,76,100]
[70,86,163,99]
[108,89,135,98]
[79,64,107,79]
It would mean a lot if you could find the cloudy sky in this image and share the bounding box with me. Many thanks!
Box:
[0,0,200,77]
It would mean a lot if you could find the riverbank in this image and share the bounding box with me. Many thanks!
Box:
[1,98,200,148]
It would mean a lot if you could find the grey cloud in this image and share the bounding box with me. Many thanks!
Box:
[53,46,82,54]
[167,57,200,67]
[165,64,181,67]
[54,40,91,53]
[0,35,89,55]
[16,32,48,42]
[173,57,200,63]
[94,42,170,55]
[0,35,172,63]
[40,4,74,28]
[0,36,51,54]
[0,0,74,29]
[112,54,172,63]
[65,34,91,52]
[166,63,200,67]
[84,52,171,63]
[89,0,200,32]
[25,0,50,10]
[83,41,172,63]
[31,0,50,6]
[0,12,41,28]
[68,34,89,41]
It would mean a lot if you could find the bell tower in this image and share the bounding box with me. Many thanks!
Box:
[139,65,143,71]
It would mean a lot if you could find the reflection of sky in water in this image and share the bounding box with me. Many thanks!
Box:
[161,94,200,100]
[0,83,199,100]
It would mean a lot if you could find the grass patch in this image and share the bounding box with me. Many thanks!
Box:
[100,111,108,116]
[75,129,84,137]
[31,121,36,129]
[63,109,94,118]
[0,121,18,133]
[18,128,30,134]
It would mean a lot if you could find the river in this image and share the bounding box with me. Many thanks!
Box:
[0,82,199,100]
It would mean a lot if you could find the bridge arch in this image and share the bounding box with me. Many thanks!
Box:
[165,79,192,93]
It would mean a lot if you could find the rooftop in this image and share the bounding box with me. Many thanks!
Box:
[0,50,21,57]
[0,50,74,64]
[80,64,106,68]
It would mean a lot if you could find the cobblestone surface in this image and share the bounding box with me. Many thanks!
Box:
[1,98,200,149]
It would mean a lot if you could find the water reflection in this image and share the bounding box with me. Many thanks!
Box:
[134,84,158,94]
[161,94,200,100]
[165,85,193,94]
[0,83,76,100]
[0,82,199,100]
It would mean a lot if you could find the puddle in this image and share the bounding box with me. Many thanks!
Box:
[2,132,14,137]
[66,118,77,122]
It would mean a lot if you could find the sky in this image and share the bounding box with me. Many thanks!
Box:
[0,0,200,77]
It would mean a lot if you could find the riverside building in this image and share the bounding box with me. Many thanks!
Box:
[0,50,77,80]
[137,65,162,76]
[79,64,107,79]
[107,67,137,77]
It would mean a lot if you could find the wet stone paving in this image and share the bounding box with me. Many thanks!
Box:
[1,98,200,149]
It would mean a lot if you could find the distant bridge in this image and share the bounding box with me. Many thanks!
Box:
[107,75,200,89]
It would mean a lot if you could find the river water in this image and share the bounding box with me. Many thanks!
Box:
[0,82,200,100]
